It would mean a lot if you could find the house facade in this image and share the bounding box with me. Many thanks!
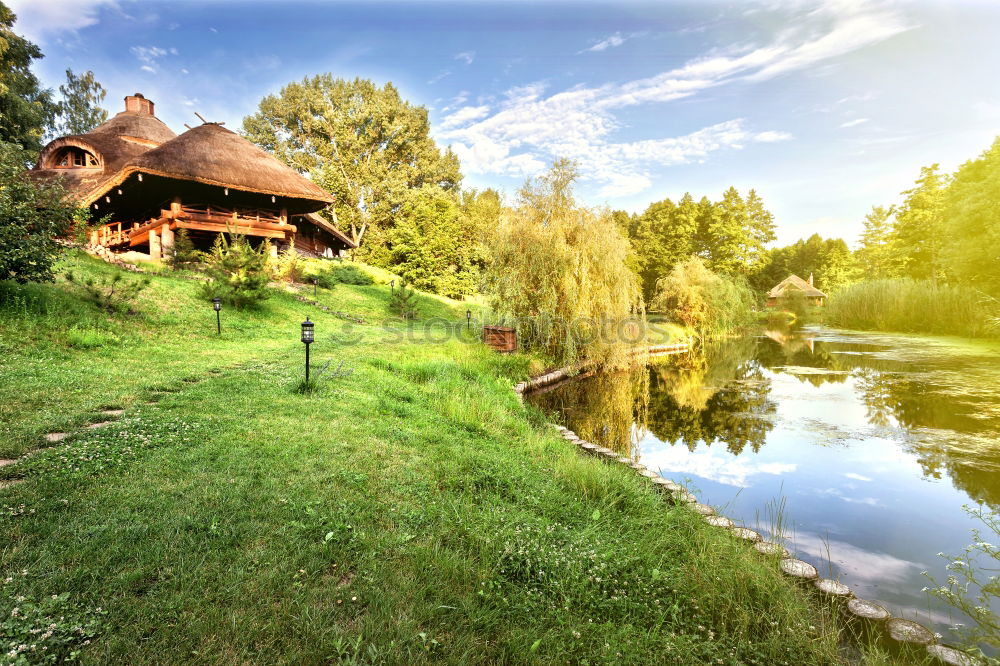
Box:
[31,93,355,260]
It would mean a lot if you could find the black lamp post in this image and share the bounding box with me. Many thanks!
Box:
[301,316,315,383]
[313,278,318,298]
[390,279,395,293]
[212,297,222,335]
[466,309,472,330]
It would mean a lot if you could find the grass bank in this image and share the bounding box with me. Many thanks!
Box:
[825,278,998,338]
[0,251,891,664]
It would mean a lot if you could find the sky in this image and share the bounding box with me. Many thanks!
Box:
[10,0,1000,245]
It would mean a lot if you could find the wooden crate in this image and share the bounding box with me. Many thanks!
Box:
[482,326,517,353]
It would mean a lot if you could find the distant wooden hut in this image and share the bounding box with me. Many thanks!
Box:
[766,274,827,307]
[31,93,355,259]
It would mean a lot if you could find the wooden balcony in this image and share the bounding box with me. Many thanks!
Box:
[95,204,296,250]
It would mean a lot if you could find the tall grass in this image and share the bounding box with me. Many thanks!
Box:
[825,279,998,338]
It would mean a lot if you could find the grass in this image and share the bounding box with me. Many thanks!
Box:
[825,278,999,338]
[0,251,918,664]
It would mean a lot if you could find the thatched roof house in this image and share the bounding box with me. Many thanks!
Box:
[31,93,354,260]
[766,274,827,306]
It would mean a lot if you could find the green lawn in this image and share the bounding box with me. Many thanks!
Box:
[0,252,906,664]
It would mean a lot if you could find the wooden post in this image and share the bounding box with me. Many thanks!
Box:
[170,196,181,220]
[161,224,175,258]
[149,228,161,261]
[90,230,98,245]
[279,207,287,226]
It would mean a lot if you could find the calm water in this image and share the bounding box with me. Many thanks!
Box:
[528,326,1000,646]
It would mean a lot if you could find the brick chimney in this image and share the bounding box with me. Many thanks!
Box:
[124,93,155,116]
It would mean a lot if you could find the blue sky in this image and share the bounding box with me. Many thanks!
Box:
[11,0,1000,245]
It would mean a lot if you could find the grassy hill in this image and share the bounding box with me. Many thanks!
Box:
[0,252,880,664]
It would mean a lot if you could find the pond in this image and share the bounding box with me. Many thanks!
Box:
[527,326,1000,649]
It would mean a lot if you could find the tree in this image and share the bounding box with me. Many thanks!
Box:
[630,194,698,301]
[165,228,201,270]
[457,187,502,288]
[242,76,462,261]
[389,184,472,298]
[650,256,755,336]
[943,137,1000,295]
[694,187,775,277]
[53,69,108,136]
[388,280,419,319]
[856,205,898,279]
[753,234,856,295]
[0,142,79,282]
[0,2,57,154]
[894,164,948,285]
[199,234,272,308]
[483,159,643,368]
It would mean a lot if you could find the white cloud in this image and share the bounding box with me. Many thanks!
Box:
[640,441,797,488]
[130,45,178,73]
[454,51,475,65]
[840,118,869,128]
[437,1,908,196]
[6,0,117,41]
[599,173,652,198]
[754,130,794,142]
[844,472,873,481]
[427,70,451,85]
[581,32,626,53]
[440,105,491,129]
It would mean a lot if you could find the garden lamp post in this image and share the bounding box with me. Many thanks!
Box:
[466,309,471,330]
[212,297,222,335]
[313,278,318,298]
[390,279,395,293]
[301,316,315,383]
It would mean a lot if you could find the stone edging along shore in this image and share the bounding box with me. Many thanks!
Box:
[511,345,977,666]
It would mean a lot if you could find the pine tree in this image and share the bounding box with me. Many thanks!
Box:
[166,228,201,270]
[199,234,272,308]
[388,280,419,319]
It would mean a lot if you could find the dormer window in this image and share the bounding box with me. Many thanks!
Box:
[53,147,100,169]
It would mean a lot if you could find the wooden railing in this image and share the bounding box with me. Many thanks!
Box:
[94,204,291,248]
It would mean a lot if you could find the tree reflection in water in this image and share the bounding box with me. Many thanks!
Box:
[528,326,1000,510]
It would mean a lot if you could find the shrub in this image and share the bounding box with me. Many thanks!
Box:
[326,263,373,286]
[388,280,419,319]
[650,256,755,337]
[825,279,998,337]
[199,234,272,308]
[0,142,80,283]
[64,270,150,314]
[271,246,305,282]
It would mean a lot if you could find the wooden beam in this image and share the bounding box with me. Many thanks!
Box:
[173,219,291,239]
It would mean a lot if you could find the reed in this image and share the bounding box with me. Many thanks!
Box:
[825,279,998,338]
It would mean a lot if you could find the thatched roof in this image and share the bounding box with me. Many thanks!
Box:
[31,110,177,201]
[113,123,334,208]
[767,274,827,299]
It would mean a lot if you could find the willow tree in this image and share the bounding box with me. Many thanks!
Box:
[483,160,644,368]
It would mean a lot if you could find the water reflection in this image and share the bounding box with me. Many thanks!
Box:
[528,326,1000,645]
